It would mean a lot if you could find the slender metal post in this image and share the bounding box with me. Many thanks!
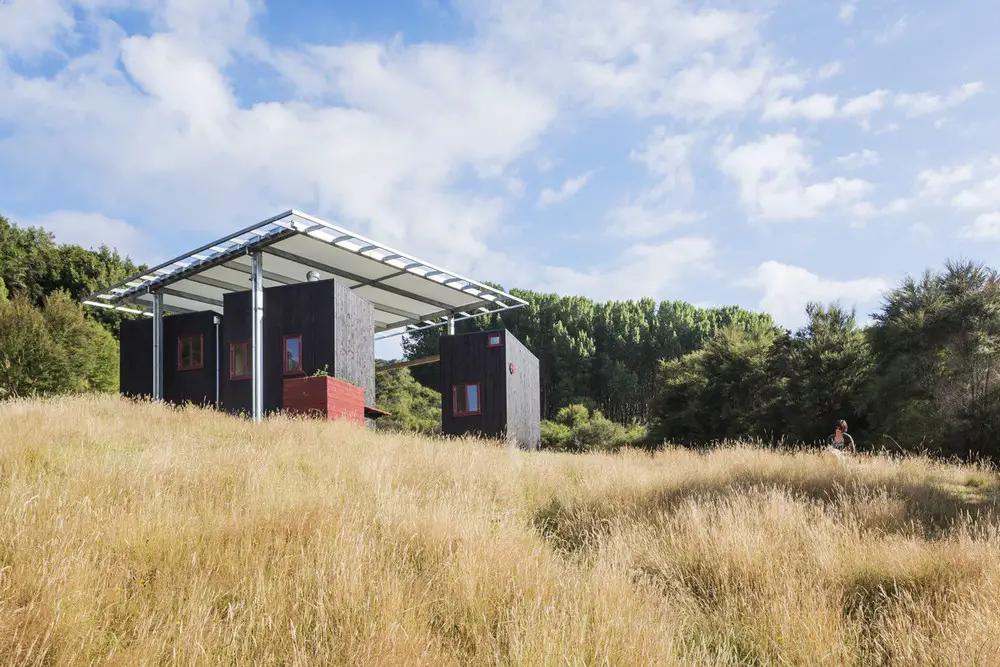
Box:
[447,316,455,336]
[152,291,164,400]
[251,251,264,422]
[213,315,221,408]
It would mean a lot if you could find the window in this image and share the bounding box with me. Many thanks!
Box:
[453,383,481,416]
[230,341,251,380]
[487,332,503,347]
[283,335,303,375]
[177,334,204,371]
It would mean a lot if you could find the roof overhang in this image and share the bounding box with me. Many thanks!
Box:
[83,209,527,339]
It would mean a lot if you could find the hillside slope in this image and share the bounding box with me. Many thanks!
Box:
[2,397,999,665]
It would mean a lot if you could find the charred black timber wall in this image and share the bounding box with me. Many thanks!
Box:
[119,310,221,407]
[439,328,540,450]
[222,278,375,416]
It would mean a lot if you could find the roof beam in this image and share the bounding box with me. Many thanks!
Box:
[84,210,298,303]
[223,259,299,285]
[131,295,200,315]
[262,246,461,313]
[350,268,408,289]
[185,274,249,293]
[158,287,225,308]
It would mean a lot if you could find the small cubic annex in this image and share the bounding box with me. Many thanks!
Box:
[439,328,540,450]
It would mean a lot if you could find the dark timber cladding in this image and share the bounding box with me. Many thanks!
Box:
[439,328,541,450]
[222,277,375,416]
[119,310,221,406]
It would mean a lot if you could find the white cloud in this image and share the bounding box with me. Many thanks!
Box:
[538,237,715,301]
[841,89,890,119]
[960,213,1000,240]
[607,205,704,240]
[762,94,839,122]
[0,0,75,56]
[917,164,974,200]
[895,82,985,118]
[463,0,775,119]
[835,149,880,169]
[0,7,558,274]
[849,198,911,222]
[818,61,844,79]
[952,173,1000,211]
[538,171,593,207]
[15,210,159,263]
[873,15,908,44]
[605,127,703,238]
[740,260,889,329]
[629,127,697,193]
[839,1,858,24]
[715,133,871,221]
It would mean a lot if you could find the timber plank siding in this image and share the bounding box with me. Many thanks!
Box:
[504,331,541,450]
[333,281,376,407]
[439,329,541,450]
[119,310,221,407]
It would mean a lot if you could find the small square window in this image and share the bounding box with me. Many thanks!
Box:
[283,335,303,375]
[177,334,203,371]
[453,383,481,416]
[230,341,251,380]
[487,333,502,347]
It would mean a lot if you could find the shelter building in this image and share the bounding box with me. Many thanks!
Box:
[86,210,540,447]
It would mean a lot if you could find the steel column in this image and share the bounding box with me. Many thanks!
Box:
[447,316,456,336]
[152,292,164,400]
[251,251,264,422]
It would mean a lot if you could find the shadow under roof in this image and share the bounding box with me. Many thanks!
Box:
[84,210,527,338]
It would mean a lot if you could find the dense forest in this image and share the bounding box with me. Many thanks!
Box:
[3,213,1000,461]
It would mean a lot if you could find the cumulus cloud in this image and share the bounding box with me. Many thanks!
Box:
[835,149,880,170]
[538,172,593,207]
[715,133,870,221]
[15,210,161,263]
[895,82,985,118]
[762,94,839,122]
[839,1,859,24]
[538,237,715,302]
[917,164,974,200]
[960,213,1000,240]
[605,127,704,238]
[740,261,889,329]
[818,61,844,79]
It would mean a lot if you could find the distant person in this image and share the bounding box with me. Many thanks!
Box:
[826,419,855,453]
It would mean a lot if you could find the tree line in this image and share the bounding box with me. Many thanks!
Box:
[401,261,1000,460]
[402,292,774,423]
[0,215,144,398]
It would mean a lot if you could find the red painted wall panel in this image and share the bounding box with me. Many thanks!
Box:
[282,376,364,424]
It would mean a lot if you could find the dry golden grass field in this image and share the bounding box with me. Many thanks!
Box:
[2,396,1000,665]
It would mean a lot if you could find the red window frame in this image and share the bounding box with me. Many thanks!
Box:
[452,383,482,416]
[283,334,303,376]
[230,341,251,380]
[177,334,204,371]
[486,332,503,347]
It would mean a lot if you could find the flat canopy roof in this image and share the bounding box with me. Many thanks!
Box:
[84,209,527,339]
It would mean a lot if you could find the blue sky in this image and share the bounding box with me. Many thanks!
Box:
[1,0,998,359]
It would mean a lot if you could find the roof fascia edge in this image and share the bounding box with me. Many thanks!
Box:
[83,209,297,305]
[287,210,528,307]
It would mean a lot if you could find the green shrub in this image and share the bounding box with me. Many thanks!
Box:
[0,291,118,399]
[541,403,648,453]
